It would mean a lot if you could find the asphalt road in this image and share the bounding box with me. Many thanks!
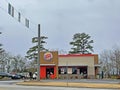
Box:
[0,80,119,90]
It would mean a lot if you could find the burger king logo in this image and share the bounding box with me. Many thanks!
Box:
[44,52,53,61]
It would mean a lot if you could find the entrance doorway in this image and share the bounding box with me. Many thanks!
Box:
[46,67,54,79]
[79,66,87,78]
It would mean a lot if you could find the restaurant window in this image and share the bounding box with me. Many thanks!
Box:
[58,67,67,74]
[72,67,77,74]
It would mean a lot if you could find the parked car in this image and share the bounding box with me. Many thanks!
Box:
[11,73,25,79]
[0,72,12,77]
[17,74,25,79]
[11,74,21,79]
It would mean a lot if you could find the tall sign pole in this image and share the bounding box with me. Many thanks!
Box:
[37,24,40,81]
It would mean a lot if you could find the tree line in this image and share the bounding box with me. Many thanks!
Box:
[25,32,94,73]
[26,32,94,62]
[1,31,120,77]
[0,51,28,73]
[26,32,120,77]
[0,32,29,73]
[100,46,120,77]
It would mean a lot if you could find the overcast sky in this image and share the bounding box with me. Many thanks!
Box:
[0,0,120,56]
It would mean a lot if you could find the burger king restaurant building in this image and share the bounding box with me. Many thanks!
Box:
[40,51,99,79]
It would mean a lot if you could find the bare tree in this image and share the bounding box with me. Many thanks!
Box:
[11,55,27,73]
[112,46,120,75]
[0,51,13,72]
[100,46,120,78]
[109,51,116,75]
[100,50,111,78]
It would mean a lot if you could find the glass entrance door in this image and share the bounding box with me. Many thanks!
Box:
[46,67,54,79]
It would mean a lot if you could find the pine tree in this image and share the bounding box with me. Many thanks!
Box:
[26,36,48,61]
[69,33,94,54]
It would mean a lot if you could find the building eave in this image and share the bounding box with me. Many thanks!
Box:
[59,54,98,57]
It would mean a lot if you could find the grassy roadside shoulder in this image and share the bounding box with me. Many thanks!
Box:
[17,81,120,89]
[0,77,11,81]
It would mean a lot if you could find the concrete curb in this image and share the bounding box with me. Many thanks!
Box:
[16,81,120,89]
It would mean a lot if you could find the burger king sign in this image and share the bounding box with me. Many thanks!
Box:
[44,52,53,61]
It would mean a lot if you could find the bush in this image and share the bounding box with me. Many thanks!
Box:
[117,75,120,79]
[0,76,4,79]
[75,76,78,79]
[110,75,120,79]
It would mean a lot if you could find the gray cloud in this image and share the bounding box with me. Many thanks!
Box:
[1,0,120,56]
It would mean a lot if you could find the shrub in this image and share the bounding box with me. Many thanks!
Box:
[0,76,4,79]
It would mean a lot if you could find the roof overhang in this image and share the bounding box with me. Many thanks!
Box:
[59,54,97,57]
[58,65,88,67]
[40,64,56,66]
[94,64,101,67]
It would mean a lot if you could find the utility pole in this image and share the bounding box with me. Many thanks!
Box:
[66,61,68,87]
[37,24,40,81]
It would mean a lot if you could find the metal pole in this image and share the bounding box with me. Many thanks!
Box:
[66,61,68,87]
[37,24,40,81]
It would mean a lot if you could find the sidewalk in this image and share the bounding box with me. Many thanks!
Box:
[17,80,120,89]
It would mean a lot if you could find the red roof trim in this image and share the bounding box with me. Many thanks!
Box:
[59,54,97,57]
